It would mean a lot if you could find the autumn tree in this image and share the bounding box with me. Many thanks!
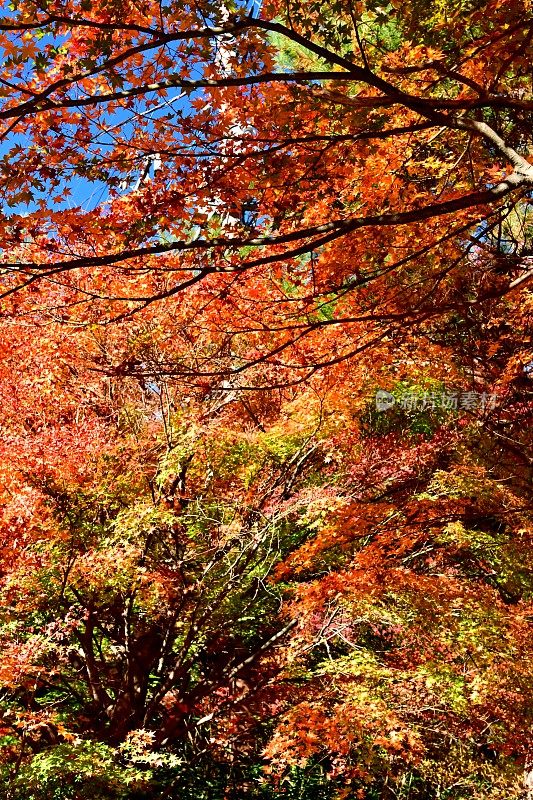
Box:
[0,1,531,799]
[0,282,531,799]
[0,313,323,796]
[0,0,530,383]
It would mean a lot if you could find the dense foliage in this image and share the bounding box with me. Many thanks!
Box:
[0,0,531,798]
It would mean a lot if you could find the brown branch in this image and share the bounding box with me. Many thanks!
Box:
[1,177,525,288]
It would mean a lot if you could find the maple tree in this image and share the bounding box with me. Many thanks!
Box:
[0,0,531,798]
[0,0,530,383]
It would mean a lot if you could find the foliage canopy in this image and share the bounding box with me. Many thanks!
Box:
[0,0,531,798]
